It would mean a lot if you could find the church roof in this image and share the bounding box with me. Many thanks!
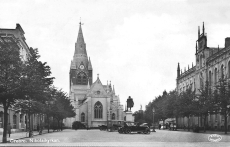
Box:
[74,22,88,57]
[76,22,84,44]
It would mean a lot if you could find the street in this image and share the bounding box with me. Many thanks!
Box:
[3,129,230,146]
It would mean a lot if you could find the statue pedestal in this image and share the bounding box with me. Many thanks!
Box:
[125,111,133,122]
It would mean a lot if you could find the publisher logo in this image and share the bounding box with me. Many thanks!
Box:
[208,134,222,142]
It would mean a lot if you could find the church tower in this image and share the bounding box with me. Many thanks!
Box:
[70,22,93,87]
[67,22,93,124]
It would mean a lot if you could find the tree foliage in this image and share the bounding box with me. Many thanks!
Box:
[0,37,25,142]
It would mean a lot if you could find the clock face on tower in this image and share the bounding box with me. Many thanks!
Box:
[80,65,84,70]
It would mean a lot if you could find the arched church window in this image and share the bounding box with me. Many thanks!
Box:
[94,101,103,119]
[112,113,115,120]
[76,72,87,85]
[81,113,85,122]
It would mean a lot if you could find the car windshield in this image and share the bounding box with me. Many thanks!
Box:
[140,123,148,126]
[126,122,135,126]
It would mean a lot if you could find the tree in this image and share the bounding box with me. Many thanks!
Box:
[133,110,145,124]
[19,47,54,135]
[50,89,75,130]
[0,36,24,143]
[214,78,230,134]
[163,90,179,130]
[178,88,196,131]
[150,91,168,126]
[195,81,214,132]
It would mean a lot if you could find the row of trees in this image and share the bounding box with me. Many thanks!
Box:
[0,37,75,143]
[134,78,230,134]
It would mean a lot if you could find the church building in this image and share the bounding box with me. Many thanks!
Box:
[64,23,124,128]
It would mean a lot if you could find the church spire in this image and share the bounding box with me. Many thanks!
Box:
[196,41,198,54]
[202,22,205,34]
[177,63,180,78]
[77,22,84,43]
[88,57,92,70]
[74,22,87,56]
[113,85,115,94]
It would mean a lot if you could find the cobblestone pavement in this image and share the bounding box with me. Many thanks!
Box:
[2,129,230,146]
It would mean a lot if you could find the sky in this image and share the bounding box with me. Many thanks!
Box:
[1,0,230,112]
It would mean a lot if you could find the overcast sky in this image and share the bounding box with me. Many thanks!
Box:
[1,0,230,112]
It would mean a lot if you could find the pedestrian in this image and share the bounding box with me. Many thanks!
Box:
[159,124,161,130]
[7,123,12,137]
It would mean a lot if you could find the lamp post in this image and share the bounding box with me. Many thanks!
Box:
[152,107,156,132]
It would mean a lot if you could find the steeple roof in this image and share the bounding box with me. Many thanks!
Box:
[71,22,88,69]
[76,22,84,43]
[74,22,87,56]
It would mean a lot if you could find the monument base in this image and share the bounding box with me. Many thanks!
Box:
[125,111,134,122]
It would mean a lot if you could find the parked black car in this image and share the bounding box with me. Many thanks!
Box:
[99,125,107,131]
[118,122,150,134]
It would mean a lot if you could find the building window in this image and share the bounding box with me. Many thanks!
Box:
[94,101,103,119]
[112,113,115,120]
[13,114,17,129]
[76,72,87,85]
[200,73,203,89]
[228,61,230,78]
[0,112,3,128]
[214,68,217,84]
[209,71,212,86]
[81,113,85,122]
[221,65,224,79]
[200,55,202,68]
[20,114,23,123]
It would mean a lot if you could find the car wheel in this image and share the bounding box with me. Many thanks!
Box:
[118,129,122,134]
[144,129,150,134]
[126,129,131,134]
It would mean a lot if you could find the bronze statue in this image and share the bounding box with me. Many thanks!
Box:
[126,96,134,111]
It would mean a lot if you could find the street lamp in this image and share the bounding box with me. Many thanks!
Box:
[152,107,156,132]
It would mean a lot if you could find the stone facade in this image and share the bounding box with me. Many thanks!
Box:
[176,22,230,130]
[64,23,124,128]
[0,24,43,132]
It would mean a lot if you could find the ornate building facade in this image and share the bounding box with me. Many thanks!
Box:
[64,23,124,128]
[0,24,42,132]
[176,23,230,130]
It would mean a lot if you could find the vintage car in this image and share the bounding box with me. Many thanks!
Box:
[118,122,150,134]
[98,125,107,131]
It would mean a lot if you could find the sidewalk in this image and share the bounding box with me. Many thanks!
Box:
[0,129,49,142]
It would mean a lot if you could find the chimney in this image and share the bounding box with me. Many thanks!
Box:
[225,37,230,48]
